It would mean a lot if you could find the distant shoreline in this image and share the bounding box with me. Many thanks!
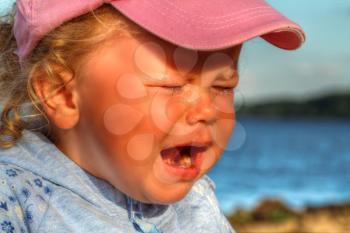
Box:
[237,93,350,118]
[226,198,350,233]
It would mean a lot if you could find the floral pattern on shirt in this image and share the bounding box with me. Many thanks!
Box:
[0,220,14,233]
[0,163,54,233]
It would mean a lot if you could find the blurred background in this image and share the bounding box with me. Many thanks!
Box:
[208,0,350,232]
[1,0,350,232]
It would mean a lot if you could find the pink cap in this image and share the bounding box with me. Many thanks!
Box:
[14,0,305,62]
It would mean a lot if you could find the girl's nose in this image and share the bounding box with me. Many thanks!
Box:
[185,88,217,126]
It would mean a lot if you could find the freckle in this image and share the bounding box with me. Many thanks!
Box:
[103,104,144,135]
[115,73,147,99]
[126,133,155,161]
[134,42,166,78]
[173,47,198,75]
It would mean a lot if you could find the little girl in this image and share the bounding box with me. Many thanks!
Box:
[0,0,305,232]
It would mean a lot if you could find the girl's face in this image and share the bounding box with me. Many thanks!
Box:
[65,33,241,204]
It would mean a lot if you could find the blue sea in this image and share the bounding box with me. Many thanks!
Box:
[208,117,350,214]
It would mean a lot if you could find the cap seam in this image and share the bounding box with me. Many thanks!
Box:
[146,1,271,25]
[144,0,303,34]
[162,0,272,20]
[145,0,281,29]
[144,1,283,31]
[164,0,274,22]
[137,12,302,51]
[203,12,279,30]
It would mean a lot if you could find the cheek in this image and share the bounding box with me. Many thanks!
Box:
[148,91,189,137]
[81,73,151,138]
[213,95,235,114]
[201,116,235,174]
[78,74,118,124]
[212,109,235,153]
[101,97,159,162]
[115,73,148,100]
[103,104,144,136]
[126,133,156,161]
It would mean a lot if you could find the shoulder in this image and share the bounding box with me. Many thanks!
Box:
[0,162,53,232]
[188,175,220,213]
[192,174,216,196]
[178,175,236,233]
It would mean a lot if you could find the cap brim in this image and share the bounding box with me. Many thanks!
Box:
[110,0,305,51]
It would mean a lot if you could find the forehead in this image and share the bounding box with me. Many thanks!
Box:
[132,33,242,73]
[80,30,242,80]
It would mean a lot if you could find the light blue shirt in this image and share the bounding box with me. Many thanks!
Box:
[0,129,235,233]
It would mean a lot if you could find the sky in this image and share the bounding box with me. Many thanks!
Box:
[1,0,350,104]
[239,0,350,103]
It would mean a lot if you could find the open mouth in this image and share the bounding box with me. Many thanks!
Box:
[160,145,207,169]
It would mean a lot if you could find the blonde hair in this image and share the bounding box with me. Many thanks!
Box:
[0,4,145,149]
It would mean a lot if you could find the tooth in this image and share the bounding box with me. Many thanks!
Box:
[179,156,191,168]
[165,157,174,165]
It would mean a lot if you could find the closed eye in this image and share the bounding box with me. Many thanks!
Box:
[212,86,235,95]
[158,85,235,96]
[161,85,184,95]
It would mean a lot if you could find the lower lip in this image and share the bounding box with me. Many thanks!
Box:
[161,152,204,181]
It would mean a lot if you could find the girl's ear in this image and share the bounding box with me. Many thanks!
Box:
[31,67,80,130]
